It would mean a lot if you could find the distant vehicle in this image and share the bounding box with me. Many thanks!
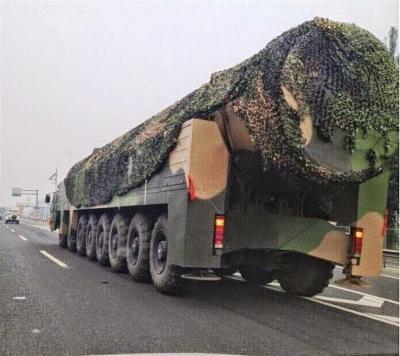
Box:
[4,210,20,224]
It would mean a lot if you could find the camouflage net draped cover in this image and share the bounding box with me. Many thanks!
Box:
[65,17,398,207]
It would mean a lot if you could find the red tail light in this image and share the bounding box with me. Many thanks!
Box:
[214,215,225,249]
[351,227,364,256]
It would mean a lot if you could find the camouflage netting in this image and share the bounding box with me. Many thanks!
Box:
[65,17,399,207]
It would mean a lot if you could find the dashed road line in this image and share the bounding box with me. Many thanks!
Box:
[39,250,69,269]
[10,229,15,232]
[12,296,26,300]
[18,235,28,241]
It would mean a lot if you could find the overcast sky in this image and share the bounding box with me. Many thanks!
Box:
[0,0,398,207]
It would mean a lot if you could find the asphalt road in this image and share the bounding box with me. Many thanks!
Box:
[0,221,398,356]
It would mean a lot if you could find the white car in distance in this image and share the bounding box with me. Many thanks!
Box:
[4,210,20,224]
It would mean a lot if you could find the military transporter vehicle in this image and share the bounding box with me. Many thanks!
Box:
[48,18,398,296]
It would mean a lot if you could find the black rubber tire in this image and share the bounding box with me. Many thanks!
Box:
[239,266,276,285]
[96,214,111,265]
[86,214,98,260]
[126,213,153,282]
[76,214,88,256]
[67,231,76,252]
[277,254,335,297]
[108,214,128,272]
[59,234,67,248]
[150,214,183,295]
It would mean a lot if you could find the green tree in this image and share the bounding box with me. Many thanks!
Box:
[389,26,398,55]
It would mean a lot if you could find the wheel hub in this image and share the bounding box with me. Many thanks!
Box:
[111,231,118,258]
[99,232,104,249]
[157,241,167,261]
[153,232,168,274]
[131,238,139,255]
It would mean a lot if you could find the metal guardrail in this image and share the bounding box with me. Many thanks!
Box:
[383,228,399,252]
[383,248,399,255]
[22,217,48,225]
[382,248,399,268]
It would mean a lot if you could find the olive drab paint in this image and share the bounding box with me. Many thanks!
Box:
[51,18,398,280]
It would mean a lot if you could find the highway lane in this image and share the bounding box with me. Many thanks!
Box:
[0,222,398,356]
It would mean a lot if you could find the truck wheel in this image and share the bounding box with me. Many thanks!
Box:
[126,213,152,282]
[67,232,76,252]
[216,267,238,277]
[108,214,128,272]
[150,214,183,295]
[76,215,88,256]
[239,266,276,285]
[96,214,111,265]
[86,214,98,260]
[59,234,67,248]
[277,254,334,297]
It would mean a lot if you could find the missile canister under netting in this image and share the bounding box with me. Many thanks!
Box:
[65,17,399,208]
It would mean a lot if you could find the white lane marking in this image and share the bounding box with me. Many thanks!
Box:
[10,229,15,232]
[265,283,383,308]
[263,284,399,327]
[270,279,399,306]
[303,296,399,327]
[329,283,399,305]
[12,296,26,300]
[226,275,398,327]
[18,235,28,241]
[5,226,9,229]
[314,295,384,308]
[365,313,400,324]
[39,250,69,269]
[32,329,41,334]
[269,281,280,287]
[381,274,399,280]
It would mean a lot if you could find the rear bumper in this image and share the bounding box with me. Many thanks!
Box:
[224,211,351,266]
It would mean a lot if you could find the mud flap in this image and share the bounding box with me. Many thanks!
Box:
[335,275,371,288]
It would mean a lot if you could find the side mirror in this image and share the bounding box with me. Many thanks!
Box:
[45,194,51,204]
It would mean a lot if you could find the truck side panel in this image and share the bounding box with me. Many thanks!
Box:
[350,171,390,277]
